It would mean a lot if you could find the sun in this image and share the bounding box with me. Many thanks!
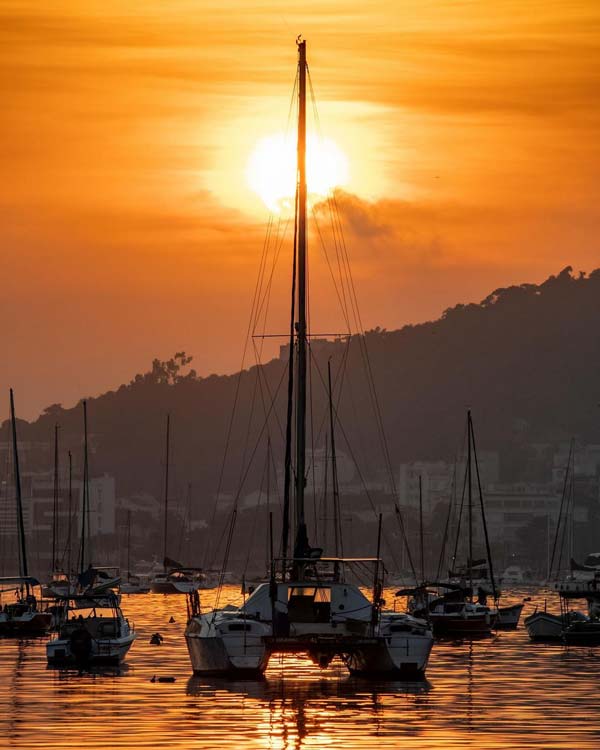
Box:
[246,132,349,213]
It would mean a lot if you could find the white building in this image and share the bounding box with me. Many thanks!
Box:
[397,453,500,514]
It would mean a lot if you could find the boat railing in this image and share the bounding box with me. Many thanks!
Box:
[269,557,384,585]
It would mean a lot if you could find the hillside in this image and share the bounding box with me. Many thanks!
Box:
[3,266,600,516]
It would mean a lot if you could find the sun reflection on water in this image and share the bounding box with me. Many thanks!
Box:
[1,587,600,749]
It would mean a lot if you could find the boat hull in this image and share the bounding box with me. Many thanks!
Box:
[186,633,269,676]
[496,604,524,630]
[0,611,53,637]
[430,613,495,637]
[151,581,199,594]
[344,634,433,678]
[524,612,563,641]
[563,622,600,646]
[47,632,136,665]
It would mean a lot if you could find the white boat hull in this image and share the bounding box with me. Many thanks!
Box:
[47,632,136,665]
[525,612,563,640]
[496,604,524,629]
[186,615,270,675]
[344,633,433,678]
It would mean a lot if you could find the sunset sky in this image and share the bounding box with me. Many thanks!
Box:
[2,1,599,418]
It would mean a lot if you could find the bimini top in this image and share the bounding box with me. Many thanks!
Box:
[0,576,41,590]
[58,593,121,609]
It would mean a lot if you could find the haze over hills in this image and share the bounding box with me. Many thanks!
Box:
[3,265,599,515]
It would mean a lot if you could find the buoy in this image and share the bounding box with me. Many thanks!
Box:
[168,616,175,623]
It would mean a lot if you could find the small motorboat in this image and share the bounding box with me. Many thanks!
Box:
[409,582,497,637]
[563,619,600,646]
[495,602,524,629]
[525,608,587,641]
[47,593,136,665]
[121,575,150,595]
[0,577,53,636]
[562,598,600,646]
[151,568,204,594]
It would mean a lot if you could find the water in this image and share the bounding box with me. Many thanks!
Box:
[1,586,600,749]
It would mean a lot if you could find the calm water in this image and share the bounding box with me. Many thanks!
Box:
[1,586,600,749]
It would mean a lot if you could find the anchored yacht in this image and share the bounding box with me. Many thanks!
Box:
[186,558,433,678]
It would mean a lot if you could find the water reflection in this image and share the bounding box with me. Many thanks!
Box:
[0,587,599,749]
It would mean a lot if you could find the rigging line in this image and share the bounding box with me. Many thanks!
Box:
[307,344,318,540]
[311,206,352,331]
[436,460,457,581]
[329,191,417,577]
[213,360,289,595]
[208,359,290,572]
[304,340,353,473]
[325,195,352,329]
[309,351,403,571]
[281,179,299,565]
[549,439,573,577]
[253,214,289,343]
[251,215,276,344]
[251,338,285,439]
[236,359,265,490]
[255,220,291,362]
[242,449,269,578]
[452,451,469,570]
[450,421,469,566]
[202,212,275,568]
[470,414,497,601]
[557,446,575,575]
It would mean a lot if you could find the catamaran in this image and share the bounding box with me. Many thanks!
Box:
[184,39,433,679]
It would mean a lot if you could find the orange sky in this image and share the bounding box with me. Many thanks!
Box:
[2,1,599,418]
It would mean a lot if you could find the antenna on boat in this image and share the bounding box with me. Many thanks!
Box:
[293,37,309,561]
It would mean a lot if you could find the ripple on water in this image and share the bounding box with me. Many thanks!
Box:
[1,587,599,749]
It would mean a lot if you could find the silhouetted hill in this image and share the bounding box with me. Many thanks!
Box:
[4,266,600,515]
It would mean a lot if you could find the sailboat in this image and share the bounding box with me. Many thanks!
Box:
[150,415,203,594]
[50,401,120,597]
[0,389,53,636]
[120,510,150,594]
[184,39,433,678]
[43,424,82,599]
[413,411,498,637]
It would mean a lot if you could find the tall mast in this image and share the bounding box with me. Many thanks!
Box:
[163,413,171,571]
[419,475,424,583]
[467,410,473,600]
[293,38,309,558]
[79,400,89,573]
[127,509,131,580]
[67,450,73,577]
[9,389,28,579]
[470,411,497,601]
[52,423,59,573]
